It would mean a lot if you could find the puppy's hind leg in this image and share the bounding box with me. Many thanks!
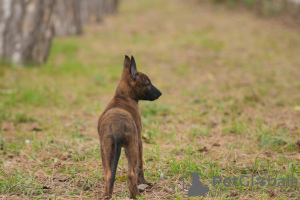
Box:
[125,140,140,199]
[100,138,115,199]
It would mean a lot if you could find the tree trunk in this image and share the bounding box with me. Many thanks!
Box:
[80,0,119,24]
[52,0,82,36]
[104,0,119,14]
[0,0,55,66]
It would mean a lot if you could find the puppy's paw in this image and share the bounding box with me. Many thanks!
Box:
[138,179,153,186]
[137,176,150,185]
[100,194,112,199]
[130,192,141,199]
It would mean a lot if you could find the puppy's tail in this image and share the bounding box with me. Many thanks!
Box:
[110,138,122,189]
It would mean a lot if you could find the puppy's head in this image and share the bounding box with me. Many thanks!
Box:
[122,55,162,101]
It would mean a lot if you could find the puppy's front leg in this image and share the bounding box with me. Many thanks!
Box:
[137,141,151,185]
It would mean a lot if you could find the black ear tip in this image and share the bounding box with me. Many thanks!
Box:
[131,55,135,60]
[125,55,130,59]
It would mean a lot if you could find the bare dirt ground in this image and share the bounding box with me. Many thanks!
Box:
[1,0,300,199]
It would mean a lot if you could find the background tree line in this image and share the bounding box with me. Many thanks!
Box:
[0,0,119,66]
[212,0,300,22]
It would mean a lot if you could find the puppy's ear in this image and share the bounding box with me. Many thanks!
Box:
[130,55,137,79]
[124,55,131,69]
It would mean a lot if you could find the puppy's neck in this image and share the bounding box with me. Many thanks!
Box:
[114,81,138,104]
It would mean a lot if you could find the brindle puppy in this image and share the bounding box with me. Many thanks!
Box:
[98,55,162,199]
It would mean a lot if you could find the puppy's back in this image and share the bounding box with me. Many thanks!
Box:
[98,108,138,144]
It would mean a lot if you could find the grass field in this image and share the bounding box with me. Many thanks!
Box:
[1,0,300,199]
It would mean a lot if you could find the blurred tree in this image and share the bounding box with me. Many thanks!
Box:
[0,0,119,66]
[52,0,82,36]
[80,0,119,23]
[0,0,55,66]
[81,0,104,23]
[103,0,119,14]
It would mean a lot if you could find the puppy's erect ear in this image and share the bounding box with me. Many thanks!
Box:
[130,55,137,79]
[124,55,130,69]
